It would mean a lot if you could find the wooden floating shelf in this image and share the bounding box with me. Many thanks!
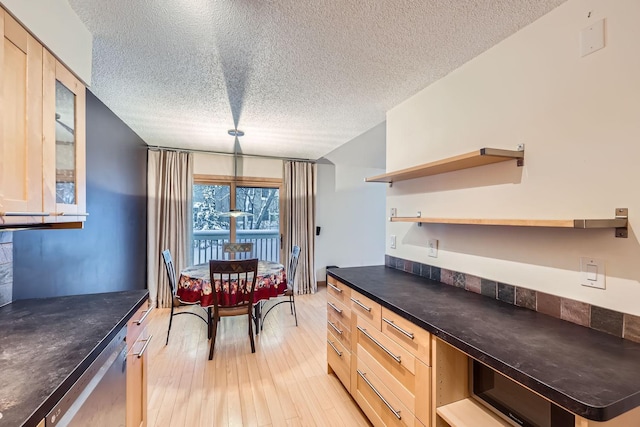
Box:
[436,398,512,427]
[389,217,627,228]
[389,208,629,238]
[365,147,524,184]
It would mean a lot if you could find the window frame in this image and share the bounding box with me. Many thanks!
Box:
[193,174,284,261]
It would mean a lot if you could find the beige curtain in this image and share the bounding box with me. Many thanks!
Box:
[147,150,193,308]
[283,161,317,294]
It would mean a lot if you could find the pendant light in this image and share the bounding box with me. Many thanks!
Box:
[221,129,252,218]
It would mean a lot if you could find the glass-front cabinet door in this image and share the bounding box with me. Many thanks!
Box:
[43,51,86,222]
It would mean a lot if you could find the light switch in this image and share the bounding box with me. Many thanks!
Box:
[580,257,605,289]
[586,263,598,281]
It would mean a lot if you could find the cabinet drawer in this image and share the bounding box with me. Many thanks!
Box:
[355,357,420,427]
[327,293,352,328]
[327,275,352,305]
[127,301,152,345]
[327,330,351,391]
[328,307,352,349]
[351,289,382,330]
[382,308,431,366]
[358,342,416,414]
[357,316,416,376]
[358,343,432,426]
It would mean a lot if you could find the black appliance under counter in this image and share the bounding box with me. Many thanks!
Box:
[328,265,640,422]
[0,290,148,427]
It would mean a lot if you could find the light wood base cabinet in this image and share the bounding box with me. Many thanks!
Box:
[327,277,353,393]
[327,279,640,427]
[326,279,431,427]
[127,301,152,427]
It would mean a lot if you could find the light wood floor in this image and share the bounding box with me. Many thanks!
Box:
[145,286,372,427]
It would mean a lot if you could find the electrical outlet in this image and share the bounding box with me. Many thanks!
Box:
[390,208,397,217]
[428,239,438,258]
[390,235,396,249]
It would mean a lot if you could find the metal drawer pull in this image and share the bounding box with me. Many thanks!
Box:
[328,320,343,335]
[357,369,402,420]
[136,306,154,325]
[350,297,371,312]
[383,317,414,340]
[357,326,401,363]
[133,335,153,358]
[327,339,342,357]
[327,301,342,314]
[328,283,342,293]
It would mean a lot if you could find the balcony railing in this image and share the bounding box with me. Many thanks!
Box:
[192,229,281,264]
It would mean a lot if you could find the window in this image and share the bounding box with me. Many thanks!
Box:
[193,176,281,263]
[193,184,231,262]
[235,186,280,262]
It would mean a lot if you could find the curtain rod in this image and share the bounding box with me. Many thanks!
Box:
[147,145,316,163]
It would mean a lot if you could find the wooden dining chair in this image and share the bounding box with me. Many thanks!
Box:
[162,249,211,345]
[208,258,259,360]
[222,242,254,259]
[261,245,300,329]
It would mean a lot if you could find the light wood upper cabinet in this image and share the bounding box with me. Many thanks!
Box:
[0,6,86,227]
[43,50,86,222]
[0,10,45,225]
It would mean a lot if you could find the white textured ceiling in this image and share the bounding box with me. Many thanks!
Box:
[68,0,566,160]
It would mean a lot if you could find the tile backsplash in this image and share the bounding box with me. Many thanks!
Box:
[385,254,640,344]
[0,231,13,306]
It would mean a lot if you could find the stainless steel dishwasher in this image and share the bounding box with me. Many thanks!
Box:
[46,326,127,427]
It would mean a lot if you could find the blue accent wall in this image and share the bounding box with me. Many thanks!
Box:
[13,90,147,299]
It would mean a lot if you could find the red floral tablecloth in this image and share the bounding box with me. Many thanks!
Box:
[177,260,287,307]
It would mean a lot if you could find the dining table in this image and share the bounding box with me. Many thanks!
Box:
[177,260,287,332]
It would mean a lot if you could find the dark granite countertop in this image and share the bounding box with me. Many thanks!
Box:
[328,266,640,422]
[0,290,148,427]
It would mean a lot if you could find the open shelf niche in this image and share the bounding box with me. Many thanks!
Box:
[365,147,524,184]
[436,398,512,427]
[432,337,512,427]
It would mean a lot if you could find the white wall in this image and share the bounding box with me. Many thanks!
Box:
[194,153,283,178]
[1,0,92,84]
[386,0,640,314]
[316,122,386,282]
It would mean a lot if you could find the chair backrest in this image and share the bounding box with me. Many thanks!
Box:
[161,249,177,295]
[288,245,301,288]
[222,242,254,258]
[209,258,259,309]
